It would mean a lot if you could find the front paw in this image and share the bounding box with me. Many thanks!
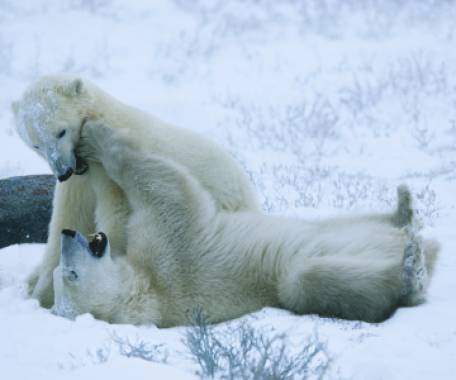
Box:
[83,123,131,161]
[80,121,112,155]
[31,272,55,308]
[26,269,40,296]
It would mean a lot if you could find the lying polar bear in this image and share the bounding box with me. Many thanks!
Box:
[12,75,259,307]
[52,124,439,326]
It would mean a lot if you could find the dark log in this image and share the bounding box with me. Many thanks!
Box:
[0,175,55,249]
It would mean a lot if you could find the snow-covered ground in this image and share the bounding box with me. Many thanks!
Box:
[1,1,456,378]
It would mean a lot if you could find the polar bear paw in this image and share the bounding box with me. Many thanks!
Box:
[400,230,428,306]
[391,184,413,228]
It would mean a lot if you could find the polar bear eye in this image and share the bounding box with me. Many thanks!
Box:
[33,145,40,150]
[69,270,78,281]
[63,269,78,282]
[57,129,66,139]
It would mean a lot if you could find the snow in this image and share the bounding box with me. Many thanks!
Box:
[1,1,455,379]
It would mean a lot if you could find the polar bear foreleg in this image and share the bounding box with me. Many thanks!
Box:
[29,175,96,307]
[84,123,217,232]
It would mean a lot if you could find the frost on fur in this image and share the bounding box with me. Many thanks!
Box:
[399,228,439,307]
[393,186,439,307]
[400,233,427,306]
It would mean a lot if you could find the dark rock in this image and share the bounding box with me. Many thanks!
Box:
[0,175,55,248]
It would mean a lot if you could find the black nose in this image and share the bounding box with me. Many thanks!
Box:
[58,168,73,182]
[89,232,108,258]
[62,229,76,238]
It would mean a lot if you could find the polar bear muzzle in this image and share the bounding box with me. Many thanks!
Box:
[55,155,88,181]
[58,168,73,182]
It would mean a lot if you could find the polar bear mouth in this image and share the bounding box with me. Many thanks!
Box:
[89,232,107,258]
[74,155,89,175]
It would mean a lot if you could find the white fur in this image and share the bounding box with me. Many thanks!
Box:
[53,125,439,326]
[13,74,259,307]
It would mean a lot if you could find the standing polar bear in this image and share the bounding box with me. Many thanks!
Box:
[52,124,439,326]
[12,75,259,307]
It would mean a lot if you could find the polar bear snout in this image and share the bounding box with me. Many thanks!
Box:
[44,141,79,182]
[57,167,73,182]
[60,229,109,261]
[48,152,75,182]
[60,229,89,260]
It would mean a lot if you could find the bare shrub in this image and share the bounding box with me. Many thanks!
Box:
[414,183,439,224]
[184,311,332,380]
[111,332,168,363]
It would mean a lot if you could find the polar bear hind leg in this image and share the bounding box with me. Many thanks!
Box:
[276,184,431,322]
[390,184,413,227]
[277,255,402,322]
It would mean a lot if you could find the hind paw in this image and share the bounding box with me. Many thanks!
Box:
[392,184,413,228]
[400,233,428,305]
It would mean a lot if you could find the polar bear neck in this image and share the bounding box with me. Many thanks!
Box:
[86,82,162,135]
[107,259,162,326]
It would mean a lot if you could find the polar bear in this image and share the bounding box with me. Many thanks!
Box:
[52,124,439,325]
[12,75,259,307]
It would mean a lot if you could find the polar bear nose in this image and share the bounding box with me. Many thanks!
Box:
[62,229,76,238]
[58,168,73,182]
[89,232,107,258]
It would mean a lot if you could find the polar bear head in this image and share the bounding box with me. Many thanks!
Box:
[52,230,122,320]
[12,75,91,181]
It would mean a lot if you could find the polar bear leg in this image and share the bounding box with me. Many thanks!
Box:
[107,150,219,274]
[390,184,413,227]
[278,255,402,322]
[330,185,413,228]
[84,124,216,228]
[86,163,129,256]
[28,175,96,307]
[114,153,215,236]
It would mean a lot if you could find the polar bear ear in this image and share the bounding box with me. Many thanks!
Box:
[64,78,84,97]
[11,100,20,116]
